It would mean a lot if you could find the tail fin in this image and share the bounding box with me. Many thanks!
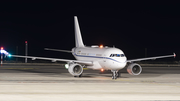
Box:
[74,16,84,47]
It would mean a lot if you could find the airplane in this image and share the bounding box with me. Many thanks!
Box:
[6,16,176,79]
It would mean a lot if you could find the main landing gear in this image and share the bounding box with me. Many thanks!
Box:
[74,73,82,77]
[111,70,120,79]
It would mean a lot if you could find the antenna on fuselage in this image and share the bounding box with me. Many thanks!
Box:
[74,16,85,47]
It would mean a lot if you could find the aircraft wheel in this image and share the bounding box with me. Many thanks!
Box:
[112,73,114,79]
[79,74,82,77]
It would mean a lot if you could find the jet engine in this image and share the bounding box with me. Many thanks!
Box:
[68,63,83,76]
[127,63,142,75]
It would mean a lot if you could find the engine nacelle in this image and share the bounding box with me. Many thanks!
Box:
[68,63,83,76]
[127,63,142,75]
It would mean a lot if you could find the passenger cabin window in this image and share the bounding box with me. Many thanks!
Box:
[110,54,125,57]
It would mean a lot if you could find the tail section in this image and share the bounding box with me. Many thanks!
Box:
[74,16,85,47]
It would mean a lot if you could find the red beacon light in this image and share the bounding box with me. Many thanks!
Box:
[99,45,103,48]
[1,47,4,50]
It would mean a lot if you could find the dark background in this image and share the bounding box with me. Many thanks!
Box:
[0,2,179,62]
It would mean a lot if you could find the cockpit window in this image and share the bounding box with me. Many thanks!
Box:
[121,54,125,57]
[110,54,125,57]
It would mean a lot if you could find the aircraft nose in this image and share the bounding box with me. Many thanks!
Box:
[119,57,127,63]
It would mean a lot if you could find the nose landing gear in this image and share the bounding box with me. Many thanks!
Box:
[111,70,120,79]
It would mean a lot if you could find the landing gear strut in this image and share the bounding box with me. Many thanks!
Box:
[111,70,120,79]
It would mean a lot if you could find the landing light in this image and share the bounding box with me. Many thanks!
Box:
[65,64,69,69]
[101,68,104,72]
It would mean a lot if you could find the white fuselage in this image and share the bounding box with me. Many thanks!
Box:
[72,47,127,71]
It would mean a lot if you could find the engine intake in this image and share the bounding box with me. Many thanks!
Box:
[68,63,83,76]
[127,63,142,75]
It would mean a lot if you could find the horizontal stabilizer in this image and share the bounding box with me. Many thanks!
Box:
[44,48,72,53]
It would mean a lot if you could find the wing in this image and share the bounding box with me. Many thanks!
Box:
[127,53,176,63]
[11,55,93,66]
[44,48,72,53]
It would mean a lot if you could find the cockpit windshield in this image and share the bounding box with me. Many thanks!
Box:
[110,54,125,57]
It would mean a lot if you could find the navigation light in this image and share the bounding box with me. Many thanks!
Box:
[8,54,12,57]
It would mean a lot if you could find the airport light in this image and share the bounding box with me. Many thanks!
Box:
[25,41,28,63]
[0,47,11,57]
[1,47,3,66]
[0,47,11,66]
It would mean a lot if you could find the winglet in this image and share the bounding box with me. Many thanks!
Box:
[74,16,85,47]
[174,53,176,58]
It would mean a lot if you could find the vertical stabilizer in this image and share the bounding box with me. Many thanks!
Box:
[74,16,85,47]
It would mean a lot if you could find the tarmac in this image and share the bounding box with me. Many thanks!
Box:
[0,63,180,101]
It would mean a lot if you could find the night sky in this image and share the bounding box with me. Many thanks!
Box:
[0,2,180,61]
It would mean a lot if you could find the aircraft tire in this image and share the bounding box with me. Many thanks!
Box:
[79,74,82,77]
